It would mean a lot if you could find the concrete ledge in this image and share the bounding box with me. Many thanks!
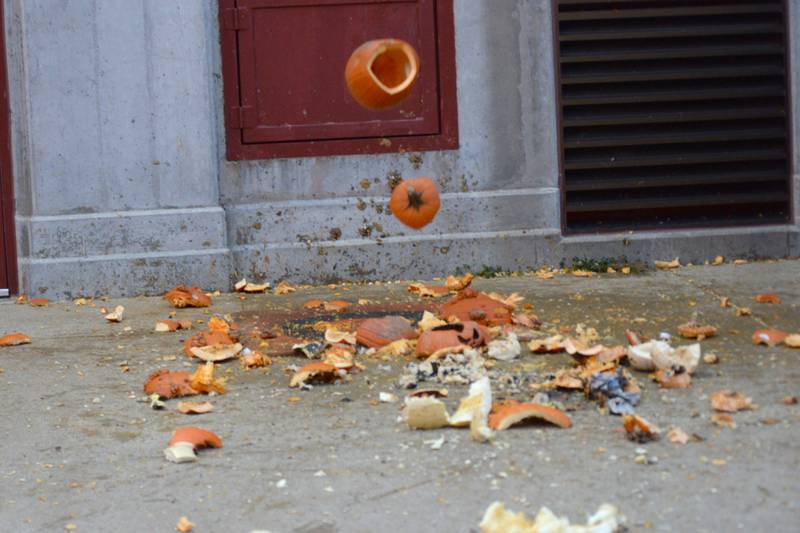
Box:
[231,225,799,283]
[230,229,560,283]
[18,207,227,259]
[14,207,231,298]
[557,225,799,265]
[226,188,560,247]
[20,248,230,299]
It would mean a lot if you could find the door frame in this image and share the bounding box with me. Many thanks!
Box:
[0,0,18,296]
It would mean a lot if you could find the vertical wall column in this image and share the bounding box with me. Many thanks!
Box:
[4,0,229,298]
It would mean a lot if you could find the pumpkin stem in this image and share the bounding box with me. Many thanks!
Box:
[406,186,424,210]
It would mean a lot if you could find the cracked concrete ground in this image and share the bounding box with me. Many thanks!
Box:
[0,260,798,532]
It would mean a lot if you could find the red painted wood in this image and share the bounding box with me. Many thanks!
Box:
[0,0,17,295]
[220,0,458,160]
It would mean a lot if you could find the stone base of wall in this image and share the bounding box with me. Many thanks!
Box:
[11,199,799,299]
[15,207,230,299]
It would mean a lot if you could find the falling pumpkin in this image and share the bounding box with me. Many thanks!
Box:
[345,39,420,111]
[389,177,440,229]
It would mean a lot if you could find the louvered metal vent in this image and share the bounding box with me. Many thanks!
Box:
[555,0,793,232]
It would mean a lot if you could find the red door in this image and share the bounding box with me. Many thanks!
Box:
[0,0,17,297]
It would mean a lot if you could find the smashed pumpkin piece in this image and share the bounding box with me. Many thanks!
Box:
[323,300,350,312]
[488,400,572,430]
[290,362,340,388]
[374,338,416,357]
[207,316,230,334]
[190,342,243,362]
[29,297,50,307]
[784,334,800,348]
[441,291,514,326]
[450,378,494,442]
[176,516,196,533]
[678,321,717,340]
[754,293,781,304]
[0,332,31,347]
[321,344,356,371]
[711,390,752,412]
[324,327,357,345]
[168,427,223,449]
[356,316,417,348]
[445,272,474,291]
[480,502,623,533]
[711,413,737,428]
[234,278,269,293]
[303,299,324,309]
[752,329,788,347]
[144,369,198,399]
[407,283,450,298]
[654,258,680,269]
[275,281,296,294]
[667,427,690,444]
[104,305,125,322]
[654,368,692,389]
[155,319,192,332]
[416,321,487,357]
[239,348,271,369]
[189,362,226,394]
[553,371,584,390]
[164,286,211,308]
[183,330,236,358]
[165,427,223,463]
[417,311,446,331]
[177,401,214,415]
[527,335,566,354]
[403,396,450,429]
[623,414,661,442]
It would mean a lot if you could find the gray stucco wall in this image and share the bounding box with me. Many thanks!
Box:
[3,0,799,298]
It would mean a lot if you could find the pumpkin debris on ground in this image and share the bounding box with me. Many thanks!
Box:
[0,332,31,346]
[164,286,211,308]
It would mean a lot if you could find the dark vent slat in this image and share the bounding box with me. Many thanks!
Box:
[564,125,786,148]
[566,191,787,213]
[556,0,791,232]
[561,43,783,63]
[562,79,785,105]
[565,168,787,192]
[563,146,786,170]
[562,62,784,84]
[559,21,783,42]
[559,4,782,21]
[563,104,785,127]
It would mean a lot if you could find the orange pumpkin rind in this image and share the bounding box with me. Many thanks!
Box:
[0,332,32,347]
[752,328,788,347]
[164,286,211,308]
[488,401,572,430]
[144,369,198,399]
[289,362,340,388]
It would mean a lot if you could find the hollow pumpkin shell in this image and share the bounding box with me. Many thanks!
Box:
[389,177,440,229]
[345,39,420,111]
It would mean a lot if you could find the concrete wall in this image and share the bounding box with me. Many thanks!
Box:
[3,0,799,298]
[5,0,229,297]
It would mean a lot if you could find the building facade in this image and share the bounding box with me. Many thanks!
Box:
[1,0,798,299]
